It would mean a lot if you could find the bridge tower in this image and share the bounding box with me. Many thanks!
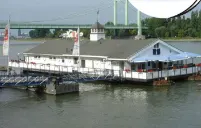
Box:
[135,10,145,40]
[18,29,21,37]
[125,0,128,26]
[113,0,117,26]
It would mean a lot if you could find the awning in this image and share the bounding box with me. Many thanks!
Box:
[131,52,201,63]
[131,55,186,63]
[176,52,201,58]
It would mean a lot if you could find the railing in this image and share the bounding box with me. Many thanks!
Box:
[9,61,201,80]
[0,23,148,29]
[0,73,49,87]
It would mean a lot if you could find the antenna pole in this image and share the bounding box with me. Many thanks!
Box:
[97,9,99,22]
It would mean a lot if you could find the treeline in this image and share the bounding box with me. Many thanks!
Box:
[142,10,201,38]
[29,22,138,39]
[29,10,201,39]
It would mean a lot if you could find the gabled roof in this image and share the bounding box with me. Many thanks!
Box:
[128,39,184,60]
[25,39,74,55]
[24,39,183,59]
[24,39,158,59]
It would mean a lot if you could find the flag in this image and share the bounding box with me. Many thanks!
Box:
[72,30,78,43]
[72,28,79,55]
[3,24,9,56]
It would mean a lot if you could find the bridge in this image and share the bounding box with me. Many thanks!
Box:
[0,23,147,30]
[0,0,148,32]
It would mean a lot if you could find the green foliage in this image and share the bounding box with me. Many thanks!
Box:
[29,29,51,38]
[29,10,201,39]
[142,10,201,38]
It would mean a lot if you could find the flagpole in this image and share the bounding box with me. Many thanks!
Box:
[78,25,80,69]
[7,15,10,75]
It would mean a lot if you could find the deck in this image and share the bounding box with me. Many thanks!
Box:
[9,61,201,81]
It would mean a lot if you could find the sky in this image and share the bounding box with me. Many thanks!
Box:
[0,0,140,24]
[0,0,201,35]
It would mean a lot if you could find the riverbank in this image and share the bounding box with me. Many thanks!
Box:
[10,37,201,43]
[10,38,57,43]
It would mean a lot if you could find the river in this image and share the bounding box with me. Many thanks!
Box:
[0,41,201,128]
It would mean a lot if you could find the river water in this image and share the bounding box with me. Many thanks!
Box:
[1,41,201,128]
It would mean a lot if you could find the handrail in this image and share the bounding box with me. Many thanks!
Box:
[39,77,48,85]
[2,77,14,86]
[15,77,27,85]
[28,76,39,85]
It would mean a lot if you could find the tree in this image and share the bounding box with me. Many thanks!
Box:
[29,29,51,38]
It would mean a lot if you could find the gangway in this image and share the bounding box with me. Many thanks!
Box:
[0,69,118,87]
[0,75,49,87]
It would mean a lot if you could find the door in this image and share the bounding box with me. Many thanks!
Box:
[158,62,163,70]
[81,60,85,68]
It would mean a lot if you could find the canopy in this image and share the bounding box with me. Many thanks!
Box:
[132,55,185,63]
[176,52,201,58]
[131,52,201,63]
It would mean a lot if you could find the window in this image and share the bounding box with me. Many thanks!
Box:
[154,43,159,48]
[153,49,157,55]
[148,62,150,66]
[152,62,156,68]
[62,59,65,63]
[153,43,160,55]
[74,58,78,64]
[168,62,172,66]
[142,63,145,69]
[157,49,160,54]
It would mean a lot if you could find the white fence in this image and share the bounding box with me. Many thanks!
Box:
[9,62,201,80]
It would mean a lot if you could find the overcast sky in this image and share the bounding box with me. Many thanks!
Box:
[0,0,200,35]
[1,0,200,24]
[0,0,139,24]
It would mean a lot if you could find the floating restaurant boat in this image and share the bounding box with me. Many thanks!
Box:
[9,21,201,84]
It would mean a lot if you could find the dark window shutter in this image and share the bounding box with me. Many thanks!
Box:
[157,49,160,55]
[153,49,156,55]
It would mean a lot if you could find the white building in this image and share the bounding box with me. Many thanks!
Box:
[9,22,201,82]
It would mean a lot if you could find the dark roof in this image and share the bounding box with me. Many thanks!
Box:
[91,22,104,29]
[25,39,74,55]
[25,39,158,59]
